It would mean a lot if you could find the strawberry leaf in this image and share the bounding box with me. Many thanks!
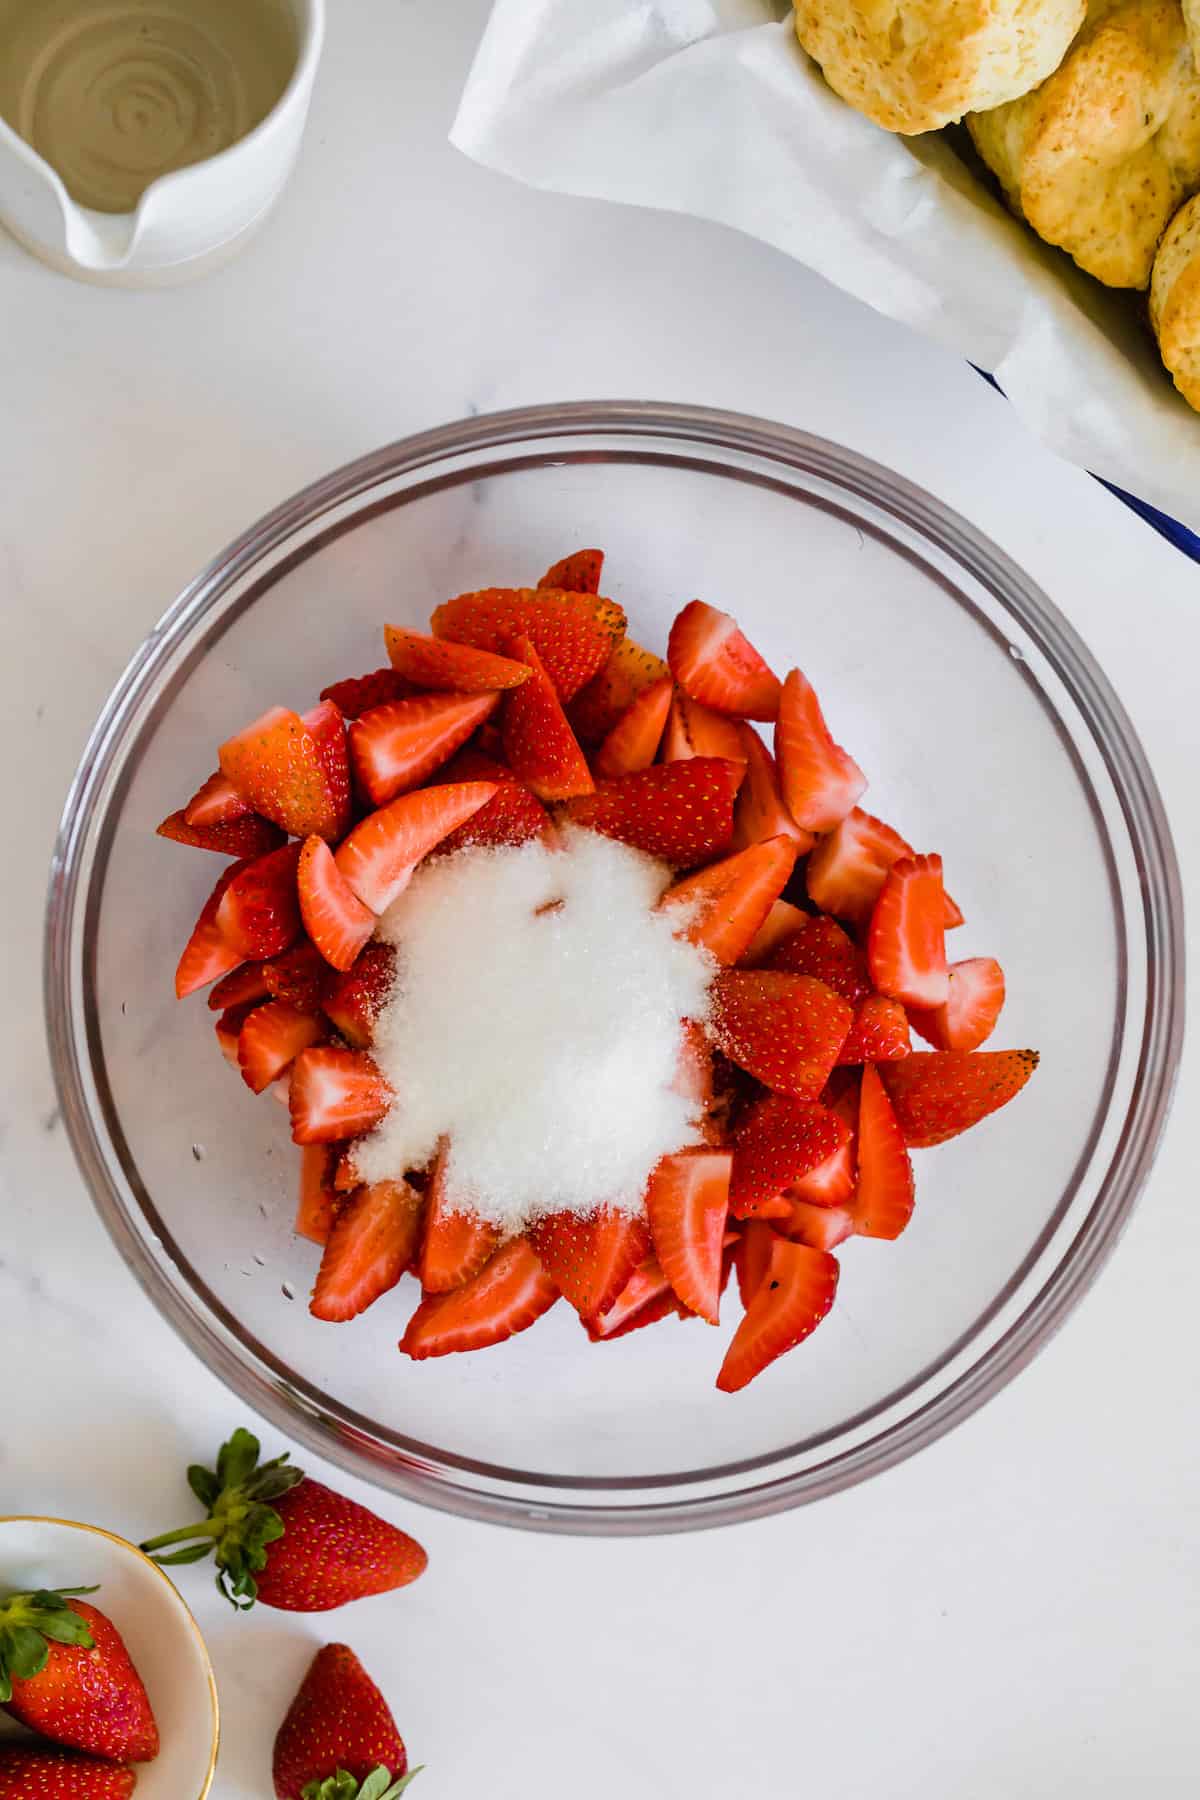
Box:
[187,1465,220,1508]
[301,1768,424,1800]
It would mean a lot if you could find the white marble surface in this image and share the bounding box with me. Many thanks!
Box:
[1,3,1197,1796]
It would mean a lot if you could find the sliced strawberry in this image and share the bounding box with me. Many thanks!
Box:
[788,1128,856,1206]
[565,757,739,867]
[671,1020,715,1110]
[432,587,626,702]
[853,1063,915,1239]
[322,942,397,1047]
[295,1145,339,1245]
[867,853,949,1008]
[644,1149,731,1325]
[383,624,530,692]
[538,547,604,593]
[774,668,866,832]
[218,705,345,840]
[430,749,550,852]
[659,835,800,964]
[289,1047,392,1144]
[717,1235,839,1392]
[777,1198,855,1251]
[587,1254,685,1340]
[296,835,375,972]
[400,1236,560,1358]
[731,724,815,853]
[568,635,671,741]
[332,1147,363,1192]
[175,861,246,997]
[500,634,595,801]
[942,891,966,929]
[418,1143,502,1293]
[709,970,852,1098]
[733,1218,777,1307]
[593,674,674,778]
[302,699,352,839]
[348,690,499,808]
[909,956,1005,1052]
[208,961,271,1011]
[768,913,871,1006]
[261,939,333,1013]
[660,688,751,768]
[157,808,286,858]
[215,1000,257,1067]
[237,999,325,1094]
[214,841,302,960]
[184,769,251,826]
[667,600,781,720]
[879,1049,1039,1147]
[320,668,413,717]
[335,780,498,914]
[836,993,911,1064]
[529,1207,651,1322]
[741,899,810,966]
[310,1179,424,1322]
[806,807,962,928]
[730,1094,848,1217]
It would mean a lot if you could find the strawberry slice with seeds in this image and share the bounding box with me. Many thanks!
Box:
[218,705,346,840]
[778,1198,855,1251]
[853,1063,915,1239]
[867,853,949,1008]
[565,756,740,866]
[587,1254,687,1341]
[430,748,550,852]
[709,969,852,1098]
[237,999,325,1094]
[401,1236,560,1358]
[297,835,375,972]
[295,1145,339,1245]
[419,1142,501,1293]
[659,834,800,964]
[322,942,397,1047]
[175,861,246,997]
[348,690,499,808]
[879,1049,1039,1147]
[335,780,499,914]
[215,1000,257,1067]
[836,992,911,1064]
[768,913,871,1005]
[319,667,413,717]
[301,699,352,840]
[788,1077,858,1205]
[730,1093,848,1217]
[731,724,815,853]
[529,1207,651,1322]
[909,956,1005,1051]
[732,1218,777,1307]
[807,807,963,928]
[667,600,782,720]
[184,769,250,826]
[432,587,626,701]
[594,674,674,777]
[538,547,604,593]
[208,961,271,1011]
[718,1235,839,1391]
[568,635,670,741]
[384,623,531,692]
[501,633,595,801]
[261,938,333,1012]
[774,667,866,832]
[741,899,809,966]
[214,841,302,960]
[289,1047,392,1143]
[660,688,751,768]
[644,1148,731,1325]
[157,807,286,858]
[310,1178,425,1321]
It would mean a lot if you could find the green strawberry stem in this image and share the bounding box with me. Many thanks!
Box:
[302,1766,424,1800]
[0,1586,100,1704]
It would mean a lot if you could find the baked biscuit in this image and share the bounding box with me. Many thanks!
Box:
[1151,191,1200,406]
[792,0,1085,134]
[968,0,1200,288]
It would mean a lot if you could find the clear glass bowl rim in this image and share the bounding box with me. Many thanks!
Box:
[44,400,1185,1534]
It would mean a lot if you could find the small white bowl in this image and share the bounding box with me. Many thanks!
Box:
[0,1517,218,1798]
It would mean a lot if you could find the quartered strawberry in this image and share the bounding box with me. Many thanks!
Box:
[289,1048,392,1144]
[320,668,414,718]
[768,913,871,1005]
[568,635,670,741]
[671,1019,715,1111]
[732,1218,777,1307]
[348,690,499,808]
[335,781,498,914]
[418,1143,500,1293]
[273,1642,410,1800]
[184,769,251,826]
[660,688,751,768]
[383,623,530,692]
[401,1236,560,1359]
[867,853,949,1008]
[909,956,1005,1052]
[238,1000,325,1094]
[538,547,605,593]
[500,634,595,801]
[586,1253,686,1341]
[298,835,375,972]
[730,1094,848,1216]
[0,1592,159,1762]
[432,587,626,702]
[659,835,800,964]
[157,807,286,858]
[879,1049,1039,1148]
[529,1207,651,1322]
[741,899,809,966]
[718,1234,839,1391]
[730,724,814,852]
[310,1179,425,1322]
[322,943,398,1048]
[787,1081,857,1203]
[0,1748,137,1798]
[262,938,334,1013]
[215,841,303,960]
[644,1149,731,1325]
[836,993,911,1064]
[593,674,674,777]
[774,667,866,832]
[295,1145,340,1245]
[667,600,781,720]
[209,961,271,1011]
[303,700,353,841]
[565,756,740,867]
[430,749,550,852]
[853,1063,915,1239]
[708,970,852,1098]
[215,1001,256,1067]
[806,806,963,928]
[175,860,246,997]
[778,1198,856,1252]
[219,705,346,840]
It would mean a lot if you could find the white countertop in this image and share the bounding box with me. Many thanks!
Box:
[2,3,1197,1795]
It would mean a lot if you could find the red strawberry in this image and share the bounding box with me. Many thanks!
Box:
[0,1749,137,1799]
[333,1148,363,1192]
[593,674,674,777]
[429,749,550,852]
[867,853,949,1008]
[208,961,271,1011]
[644,1149,731,1325]
[529,1208,651,1323]
[298,836,376,972]
[788,1079,858,1206]
[730,1094,848,1216]
[273,1643,413,1800]
[175,861,246,997]
[418,1142,500,1293]
[667,600,781,720]
[671,1020,715,1110]
[708,970,852,1098]
[157,807,285,858]
[732,1218,777,1307]
[215,1002,256,1068]
[296,1145,340,1246]
[500,634,595,801]
[0,1593,158,1762]
[348,691,499,808]
[587,1253,687,1341]
[660,688,750,768]
[730,724,814,852]
[303,701,353,841]
[322,944,397,1048]
[741,899,809,966]
[215,842,303,960]
[320,668,414,718]
[432,587,626,702]
[659,835,799,964]
[774,668,866,832]
[538,547,605,593]
[909,956,1005,1051]
[311,1180,425,1322]
[564,757,740,866]
[806,807,963,928]
[384,623,530,692]
[879,1050,1039,1147]
[262,939,335,1013]
[717,1236,839,1392]
[184,769,250,826]
[238,1000,325,1094]
[142,1429,426,1611]
[401,1237,560,1358]
[835,993,911,1064]
[768,913,871,1005]
[853,1064,915,1239]
[289,1048,392,1144]
[568,636,670,741]
[335,782,498,914]
[219,705,346,840]
[778,1198,855,1252]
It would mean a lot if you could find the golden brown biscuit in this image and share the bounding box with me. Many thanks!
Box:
[968,0,1200,288]
[792,0,1085,134]
[1151,192,1200,406]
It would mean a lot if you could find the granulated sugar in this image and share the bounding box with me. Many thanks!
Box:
[353,828,715,1231]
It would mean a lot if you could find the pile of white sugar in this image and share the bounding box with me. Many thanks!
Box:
[353,828,715,1232]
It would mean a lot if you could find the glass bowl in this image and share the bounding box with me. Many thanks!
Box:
[45,402,1183,1533]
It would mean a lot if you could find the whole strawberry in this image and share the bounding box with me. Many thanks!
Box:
[141,1428,427,1611]
[0,1746,137,1797]
[273,1643,420,1800]
[0,1590,158,1762]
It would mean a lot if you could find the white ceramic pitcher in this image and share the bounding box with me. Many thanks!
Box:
[0,0,324,285]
